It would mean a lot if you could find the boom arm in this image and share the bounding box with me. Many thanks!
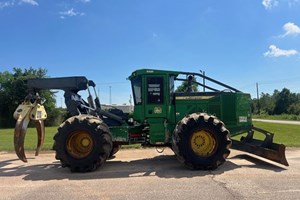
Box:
[27,76,89,92]
[27,76,125,123]
[27,76,92,116]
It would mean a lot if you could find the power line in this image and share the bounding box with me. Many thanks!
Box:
[95,82,128,86]
[259,77,300,85]
[239,76,300,90]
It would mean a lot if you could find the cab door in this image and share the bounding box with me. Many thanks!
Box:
[144,75,167,119]
[144,75,168,144]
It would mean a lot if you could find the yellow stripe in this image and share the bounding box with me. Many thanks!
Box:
[175,96,214,100]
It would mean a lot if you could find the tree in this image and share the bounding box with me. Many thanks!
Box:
[175,76,199,93]
[0,67,59,128]
[252,88,300,115]
[251,98,259,114]
[288,103,300,115]
[274,88,297,115]
[287,93,300,115]
[259,93,275,115]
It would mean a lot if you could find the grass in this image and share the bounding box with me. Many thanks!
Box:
[0,127,57,152]
[250,121,300,147]
[1,121,300,152]
[231,121,300,147]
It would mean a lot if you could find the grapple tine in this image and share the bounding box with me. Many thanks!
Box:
[13,93,47,162]
[35,120,45,156]
[14,116,30,162]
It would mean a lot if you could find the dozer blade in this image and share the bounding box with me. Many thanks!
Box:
[35,120,45,156]
[14,116,30,163]
[230,127,289,166]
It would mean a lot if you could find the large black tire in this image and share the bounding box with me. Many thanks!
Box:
[109,144,121,158]
[53,115,112,172]
[172,113,231,170]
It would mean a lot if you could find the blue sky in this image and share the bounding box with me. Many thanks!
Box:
[1,0,300,106]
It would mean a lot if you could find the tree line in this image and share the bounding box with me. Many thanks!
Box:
[0,68,66,128]
[252,88,300,115]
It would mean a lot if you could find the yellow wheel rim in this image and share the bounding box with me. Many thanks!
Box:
[190,130,216,157]
[66,131,94,159]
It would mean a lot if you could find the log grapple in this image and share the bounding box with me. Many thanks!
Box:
[13,94,47,162]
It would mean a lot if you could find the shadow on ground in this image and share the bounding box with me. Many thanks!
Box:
[230,154,288,172]
[0,153,286,181]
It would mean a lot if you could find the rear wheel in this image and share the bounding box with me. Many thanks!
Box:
[53,115,112,172]
[172,113,231,170]
[109,144,121,158]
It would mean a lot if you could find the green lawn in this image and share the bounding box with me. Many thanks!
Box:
[0,127,57,152]
[232,121,300,147]
[251,121,300,147]
[1,121,299,151]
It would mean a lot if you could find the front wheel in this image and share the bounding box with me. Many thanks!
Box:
[53,115,112,172]
[172,113,231,170]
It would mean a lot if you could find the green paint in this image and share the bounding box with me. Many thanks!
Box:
[111,68,254,145]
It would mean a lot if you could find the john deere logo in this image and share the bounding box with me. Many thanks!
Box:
[154,107,162,114]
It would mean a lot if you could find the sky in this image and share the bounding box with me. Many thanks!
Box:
[0,0,300,107]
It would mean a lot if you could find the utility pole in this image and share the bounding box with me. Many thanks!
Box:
[256,82,260,114]
[109,86,112,105]
[200,70,205,92]
[129,94,133,112]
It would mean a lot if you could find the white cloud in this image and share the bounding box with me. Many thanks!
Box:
[1,0,39,9]
[77,0,91,3]
[0,1,15,9]
[280,22,300,37]
[262,0,300,9]
[262,0,279,9]
[264,45,298,57]
[60,8,77,17]
[19,0,38,6]
[288,0,300,7]
[59,8,85,19]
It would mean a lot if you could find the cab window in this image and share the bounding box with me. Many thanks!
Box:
[131,77,142,105]
[147,77,164,104]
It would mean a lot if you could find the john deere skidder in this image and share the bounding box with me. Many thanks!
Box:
[13,69,288,172]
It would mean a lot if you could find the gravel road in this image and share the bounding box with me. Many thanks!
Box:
[1,148,300,200]
[253,119,300,125]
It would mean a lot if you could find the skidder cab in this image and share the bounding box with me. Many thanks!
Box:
[13,69,288,172]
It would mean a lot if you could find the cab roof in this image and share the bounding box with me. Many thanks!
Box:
[128,69,182,80]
